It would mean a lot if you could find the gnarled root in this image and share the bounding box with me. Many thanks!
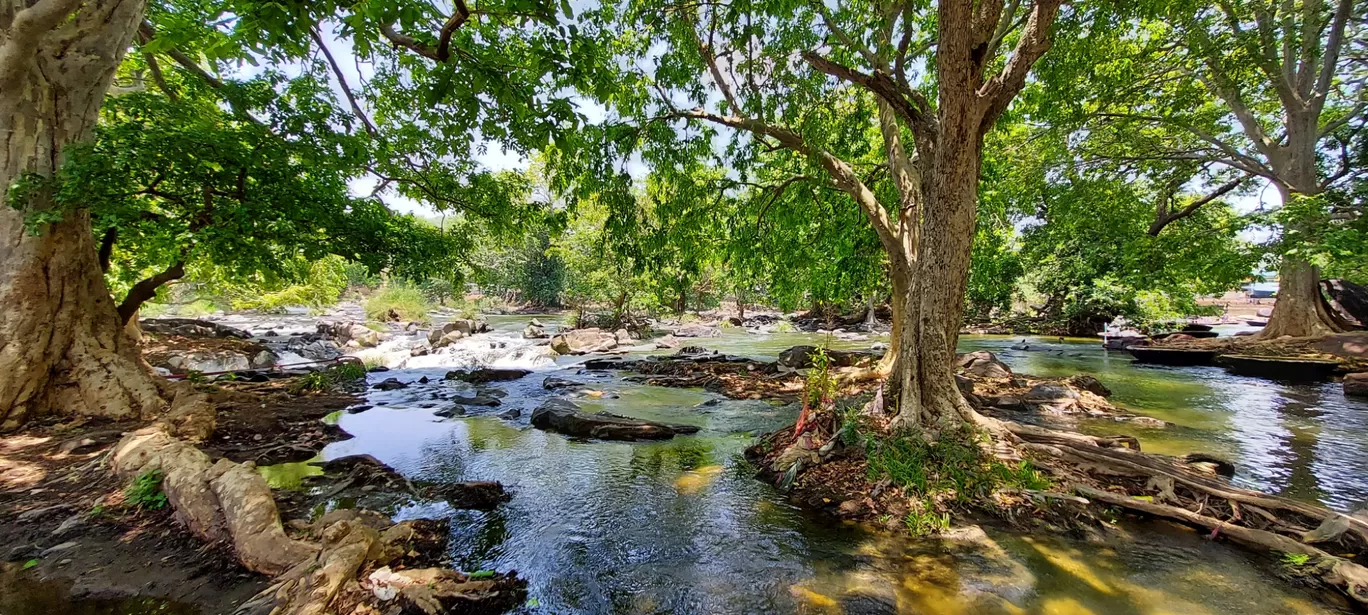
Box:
[110,425,524,614]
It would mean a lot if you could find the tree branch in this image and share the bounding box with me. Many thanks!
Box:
[802,51,938,145]
[98,227,117,273]
[118,260,186,324]
[310,27,377,135]
[142,52,178,102]
[380,1,472,64]
[978,0,1064,128]
[1148,175,1250,235]
[0,0,83,90]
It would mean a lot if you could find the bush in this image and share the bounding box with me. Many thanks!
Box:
[230,256,348,312]
[365,284,432,322]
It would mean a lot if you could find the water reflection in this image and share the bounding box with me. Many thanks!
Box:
[317,328,1350,613]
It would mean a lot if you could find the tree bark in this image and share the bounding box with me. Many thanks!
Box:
[1259,179,1349,339]
[117,260,186,324]
[0,0,162,431]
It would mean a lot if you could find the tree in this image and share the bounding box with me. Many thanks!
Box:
[0,0,609,430]
[1048,0,1365,338]
[582,0,1063,430]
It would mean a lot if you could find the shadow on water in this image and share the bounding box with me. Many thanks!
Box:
[309,323,1355,613]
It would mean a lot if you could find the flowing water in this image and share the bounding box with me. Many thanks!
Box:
[314,317,1362,614]
[8,316,1360,613]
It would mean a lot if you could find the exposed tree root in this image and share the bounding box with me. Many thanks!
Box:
[108,416,524,614]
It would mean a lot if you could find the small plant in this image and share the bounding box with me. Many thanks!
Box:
[124,469,168,510]
[330,361,367,382]
[774,321,798,333]
[365,284,432,322]
[904,508,951,535]
[290,371,332,394]
[22,559,38,570]
[1281,552,1312,567]
[185,370,207,384]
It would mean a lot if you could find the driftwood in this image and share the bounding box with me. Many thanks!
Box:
[1003,419,1368,605]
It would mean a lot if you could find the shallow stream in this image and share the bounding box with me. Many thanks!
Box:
[314,317,1366,614]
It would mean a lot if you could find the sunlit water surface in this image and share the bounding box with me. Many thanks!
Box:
[310,318,1358,614]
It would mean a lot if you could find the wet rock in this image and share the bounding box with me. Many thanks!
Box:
[369,365,391,373]
[346,405,373,414]
[654,335,682,349]
[497,408,522,420]
[673,324,721,338]
[1067,374,1111,397]
[523,323,547,339]
[583,356,637,370]
[550,328,619,354]
[444,368,531,384]
[1345,372,1368,398]
[543,376,585,390]
[250,350,278,369]
[429,481,511,510]
[448,394,501,407]
[433,330,465,347]
[435,406,466,418]
[373,378,409,391]
[340,323,381,347]
[530,399,702,441]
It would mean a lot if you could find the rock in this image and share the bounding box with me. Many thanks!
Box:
[673,324,721,338]
[543,376,585,390]
[523,324,547,339]
[1023,383,1079,403]
[1067,374,1111,397]
[163,351,252,374]
[434,330,466,348]
[369,365,391,373]
[141,318,250,339]
[550,328,619,354]
[429,481,511,510]
[250,350,278,369]
[954,375,974,396]
[1346,373,1368,398]
[614,328,633,344]
[6,544,38,561]
[530,399,702,441]
[434,406,466,418]
[444,368,531,384]
[777,345,881,368]
[582,356,636,370]
[448,394,501,407]
[51,514,84,537]
[497,408,522,420]
[962,354,1013,379]
[654,335,681,349]
[346,405,373,414]
[373,378,408,391]
[986,396,1024,410]
[343,323,381,347]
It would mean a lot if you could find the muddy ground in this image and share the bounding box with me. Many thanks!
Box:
[0,379,360,614]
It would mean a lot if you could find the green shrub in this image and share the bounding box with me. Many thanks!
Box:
[365,284,432,322]
[125,469,168,510]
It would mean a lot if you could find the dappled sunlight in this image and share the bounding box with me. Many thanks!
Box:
[0,457,46,489]
[673,464,723,494]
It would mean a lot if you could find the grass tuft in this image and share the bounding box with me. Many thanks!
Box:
[365,284,432,323]
[125,469,168,510]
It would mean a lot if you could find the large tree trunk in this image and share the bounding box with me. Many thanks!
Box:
[1259,180,1348,339]
[0,0,162,431]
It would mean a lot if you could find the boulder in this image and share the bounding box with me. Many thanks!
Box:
[1345,373,1368,398]
[523,324,547,339]
[777,345,881,368]
[497,408,522,420]
[373,378,408,391]
[444,368,531,384]
[673,324,721,338]
[427,481,511,510]
[959,351,1012,379]
[614,328,633,344]
[1023,383,1079,403]
[448,394,501,407]
[250,350,278,369]
[530,399,702,441]
[550,328,619,354]
[434,406,466,418]
[654,335,682,349]
[542,376,585,390]
[434,331,465,347]
[341,323,381,347]
[1066,374,1111,397]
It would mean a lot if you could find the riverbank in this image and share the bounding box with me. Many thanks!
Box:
[5,309,1364,613]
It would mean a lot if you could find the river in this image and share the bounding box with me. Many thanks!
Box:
[314,316,1362,614]
[8,315,1362,614]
